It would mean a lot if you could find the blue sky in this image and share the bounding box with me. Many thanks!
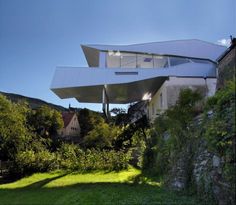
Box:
[0,0,235,111]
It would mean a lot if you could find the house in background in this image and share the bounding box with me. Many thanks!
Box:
[51,39,226,122]
[59,112,81,143]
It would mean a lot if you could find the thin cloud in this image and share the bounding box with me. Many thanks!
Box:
[217,38,231,47]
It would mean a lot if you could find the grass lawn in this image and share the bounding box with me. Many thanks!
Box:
[0,168,202,205]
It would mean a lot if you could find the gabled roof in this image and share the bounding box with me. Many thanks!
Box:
[62,112,76,128]
[82,39,226,67]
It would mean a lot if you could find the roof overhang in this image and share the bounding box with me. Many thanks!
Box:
[81,39,227,66]
[51,63,216,104]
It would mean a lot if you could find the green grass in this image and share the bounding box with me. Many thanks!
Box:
[0,168,202,205]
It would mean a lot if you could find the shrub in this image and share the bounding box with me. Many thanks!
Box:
[55,143,132,171]
[83,122,121,149]
[13,149,56,175]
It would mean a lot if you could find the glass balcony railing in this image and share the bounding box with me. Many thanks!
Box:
[106,51,212,69]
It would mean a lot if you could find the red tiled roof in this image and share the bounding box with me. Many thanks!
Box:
[62,112,75,128]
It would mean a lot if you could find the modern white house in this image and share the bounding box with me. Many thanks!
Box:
[51,39,226,122]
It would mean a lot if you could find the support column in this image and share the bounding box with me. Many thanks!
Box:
[102,87,106,114]
[102,86,110,120]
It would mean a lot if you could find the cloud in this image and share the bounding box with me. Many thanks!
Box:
[217,38,231,47]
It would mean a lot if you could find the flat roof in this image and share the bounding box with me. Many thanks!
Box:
[82,39,226,67]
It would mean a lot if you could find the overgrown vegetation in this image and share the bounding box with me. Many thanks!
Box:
[13,145,131,175]
[143,89,203,175]
[0,95,136,177]
[143,80,235,204]
[0,96,131,176]
[203,81,235,185]
[1,79,234,203]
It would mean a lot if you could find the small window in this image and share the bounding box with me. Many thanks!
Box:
[152,103,155,115]
[159,93,163,108]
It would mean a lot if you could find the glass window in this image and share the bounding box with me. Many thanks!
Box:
[159,93,163,108]
[154,56,169,68]
[106,52,120,68]
[120,53,137,68]
[152,103,155,115]
[137,54,153,68]
[169,57,190,66]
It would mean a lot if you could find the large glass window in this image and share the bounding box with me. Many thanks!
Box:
[106,51,198,69]
[106,51,120,68]
[154,56,169,68]
[120,53,137,68]
[169,57,190,66]
[137,54,153,68]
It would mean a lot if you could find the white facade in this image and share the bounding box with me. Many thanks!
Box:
[51,39,226,121]
[147,77,217,122]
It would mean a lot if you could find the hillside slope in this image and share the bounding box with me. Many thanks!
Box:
[0,91,66,111]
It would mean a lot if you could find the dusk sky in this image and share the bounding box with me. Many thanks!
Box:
[0,0,235,111]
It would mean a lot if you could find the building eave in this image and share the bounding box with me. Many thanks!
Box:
[51,63,216,104]
[81,39,226,65]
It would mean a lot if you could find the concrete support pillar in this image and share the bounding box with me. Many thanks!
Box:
[102,86,110,120]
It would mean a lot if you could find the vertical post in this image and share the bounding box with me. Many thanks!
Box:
[106,98,110,119]
[102,87,106,114]
[99,52,106,68]
[102,86,110,120]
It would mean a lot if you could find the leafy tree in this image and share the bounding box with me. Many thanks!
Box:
[0,95,32,160]
[83,120,121,149]
[114,116,149,150]
[28,105,63,138]
[78,108,104,137]
[110,107,128,126]
[164,89,202,148]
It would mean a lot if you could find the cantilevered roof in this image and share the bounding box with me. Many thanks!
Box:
[51,62,216,104]
[82,39,226,67]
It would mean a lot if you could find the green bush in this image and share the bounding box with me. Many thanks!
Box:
[83,122,121,149]
[51,143,132,172]
[13,149,56,175]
